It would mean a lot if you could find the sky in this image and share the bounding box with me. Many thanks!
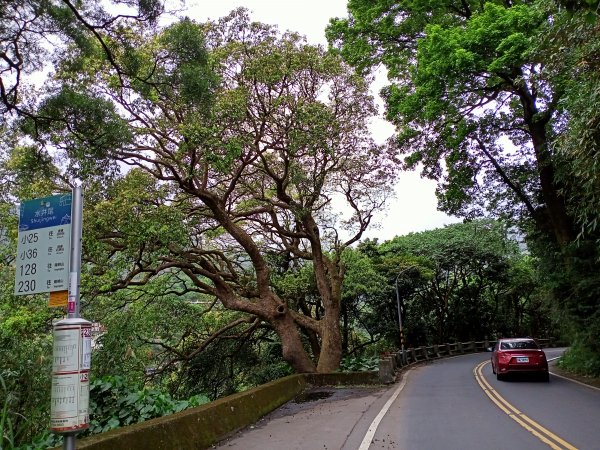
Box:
[185,0,460,241]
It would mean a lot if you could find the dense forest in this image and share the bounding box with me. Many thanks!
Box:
[1,0,599,448]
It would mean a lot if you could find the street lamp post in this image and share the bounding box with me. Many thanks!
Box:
[395,266,416,364]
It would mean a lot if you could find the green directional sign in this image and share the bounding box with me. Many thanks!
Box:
[15,194,72,296]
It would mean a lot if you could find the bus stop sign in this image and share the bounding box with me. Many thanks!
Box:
[15,194,72,296]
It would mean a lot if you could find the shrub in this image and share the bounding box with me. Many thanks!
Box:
[339,355,379,372]
[85,376,210,435]
[558,342,600,377]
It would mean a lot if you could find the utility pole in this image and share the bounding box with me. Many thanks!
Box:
[395,266,416,364]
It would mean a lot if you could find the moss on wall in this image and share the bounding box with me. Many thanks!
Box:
[56,372,379,450]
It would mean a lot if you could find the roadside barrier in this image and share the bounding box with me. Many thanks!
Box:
[52,372,379,450]
[378,338,552,383]
[53,339,551,448]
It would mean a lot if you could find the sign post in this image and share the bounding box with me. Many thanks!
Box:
[15,187,88,450]
[58,186,87,450]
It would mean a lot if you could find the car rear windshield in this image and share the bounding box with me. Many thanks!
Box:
[500,340,539,350]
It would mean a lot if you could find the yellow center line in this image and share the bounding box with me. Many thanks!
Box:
[474,361,578,450]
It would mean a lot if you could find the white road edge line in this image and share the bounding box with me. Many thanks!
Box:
[547,356,600,392]
[549,371,600,392]
[358,371,410,450]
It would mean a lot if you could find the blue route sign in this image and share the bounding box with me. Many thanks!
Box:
[15,194,72,296]
[19,194,73,231]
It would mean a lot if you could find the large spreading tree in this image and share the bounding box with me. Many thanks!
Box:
[16,8,397,373]
[327,0,600,364]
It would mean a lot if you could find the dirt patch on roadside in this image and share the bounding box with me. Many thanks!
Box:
[255,386,386,421]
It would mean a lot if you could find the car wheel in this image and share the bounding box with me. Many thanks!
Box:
[491,363,496,374]
[541,372,550,383]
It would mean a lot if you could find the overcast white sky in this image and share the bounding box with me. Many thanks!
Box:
[185,0,460,241]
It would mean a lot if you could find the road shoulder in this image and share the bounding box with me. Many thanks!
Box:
[549,360,600,390]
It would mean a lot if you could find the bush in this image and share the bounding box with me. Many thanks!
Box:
[0,299,56,448]
[339,355,379,372]
[85,376,209,435]
[14,376,210,449]
[558,342,600,377]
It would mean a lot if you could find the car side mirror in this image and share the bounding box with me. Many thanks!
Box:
[486,347,494,352]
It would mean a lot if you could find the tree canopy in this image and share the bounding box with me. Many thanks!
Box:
[4,8,398,374]
[327,0,580,246]
[327,0,600,376]
[0,0,164,118]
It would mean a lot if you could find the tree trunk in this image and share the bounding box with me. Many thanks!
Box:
[273,312,317,373]
[531,124,575,246]
[297,297,322,358]
[519,90,576,246]
[301,214,344,372]
[316,305,343,372]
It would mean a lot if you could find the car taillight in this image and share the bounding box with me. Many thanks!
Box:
[499,353,511,362]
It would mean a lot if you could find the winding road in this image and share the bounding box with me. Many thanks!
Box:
[216,349,600,449]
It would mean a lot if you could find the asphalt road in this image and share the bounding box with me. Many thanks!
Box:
[216,350,600,450]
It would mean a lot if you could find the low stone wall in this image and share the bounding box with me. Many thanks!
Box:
[58,372,380,450]
[305,371,379,386]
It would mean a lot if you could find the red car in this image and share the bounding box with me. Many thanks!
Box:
[491,338,549,382]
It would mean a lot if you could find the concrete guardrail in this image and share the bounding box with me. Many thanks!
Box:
[55,371,379,450]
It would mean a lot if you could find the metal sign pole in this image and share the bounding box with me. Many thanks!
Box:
[63,186,84,450]
[67,186,83,319]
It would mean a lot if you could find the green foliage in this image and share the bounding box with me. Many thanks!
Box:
[12,373,212,450]
[21,87,131,181]
[240,356,294,389]
[373,220,550,345]
[11,429,61,450]
[157,19,218,107]
[136,0,164,23]
[416,3,543,86]
[84,281,227,388]
[0,289,57,447]
[85,376,209,435]
[339,355,379,372]
[536,3,600,238]
[0,0,167,116]
[342,248,388,301]
[558,342,600,377]
[341,222,538,354]
[179,333,295,400]
[328,0,600,364]
[386,3,550,222]
[328,0,575,241]
[3,5,399,376]
[83,276,293,401]
[1,375,16,450]
[82,170,188,283]
[2,144,61,201]
[533,238,600,358]
[340,247,400,351]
